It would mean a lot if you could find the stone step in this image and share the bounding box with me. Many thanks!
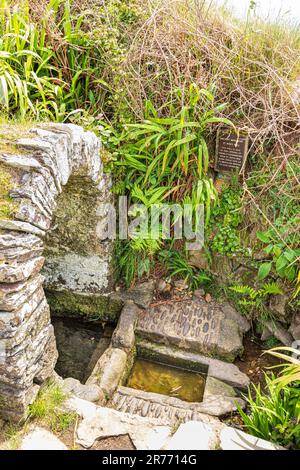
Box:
[136,298,244,361]
[110,387,220,426]
[109,385,244,424]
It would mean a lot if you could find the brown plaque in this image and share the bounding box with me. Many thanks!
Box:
[215,129,249,172]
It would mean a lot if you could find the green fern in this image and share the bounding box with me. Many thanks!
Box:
[230,284,258,299]
[261,282,284,296]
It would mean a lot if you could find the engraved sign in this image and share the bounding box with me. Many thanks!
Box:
[215,129,249,172]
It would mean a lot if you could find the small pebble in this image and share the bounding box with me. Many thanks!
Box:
[174,279,189,290]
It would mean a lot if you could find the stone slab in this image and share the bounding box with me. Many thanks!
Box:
[220,426,285,450]
[165,420,218,450]
[65,396,171,450]
[20,426,68,450]
[136,298,243,361]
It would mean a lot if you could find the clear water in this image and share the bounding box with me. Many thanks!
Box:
[127,358,206,403]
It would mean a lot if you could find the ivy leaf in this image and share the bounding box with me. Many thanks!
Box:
[276,255,289,273]
[273,245,282,258]
[257,231,271,243]
[258,262,272,280]
[263,244,273,255]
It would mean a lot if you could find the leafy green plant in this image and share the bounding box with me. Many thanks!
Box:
[229,282,283,319]
[160,249,211,291]
[263,335,281,349]
[208,184,244,256]
[123,85,231,180]
[211,225,241,256]
[237,373,300,449]
[265,346,300,388]
[0,0,101,120]
[114,84,230,224]
[115,237,161,288]
[256,215,300,283]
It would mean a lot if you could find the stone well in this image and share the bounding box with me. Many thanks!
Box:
[0,123,115,421]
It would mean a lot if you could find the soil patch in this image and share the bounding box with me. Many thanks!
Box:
[235,334,281,385]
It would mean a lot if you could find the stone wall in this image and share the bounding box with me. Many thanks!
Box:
[0,123,114,421]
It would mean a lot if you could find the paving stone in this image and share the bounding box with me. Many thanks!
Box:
[220,426,285,450]
[165,421,218,450]
[65,396,171,449]
[20,426,68,450]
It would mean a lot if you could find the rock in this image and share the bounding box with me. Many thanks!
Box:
[216,318,244,362]
[156,279,171,293]
[174,279,189,290]
[87,347,127,399]
[220,426,285,450]
[211,254,233,284]
[45,289,122,323]
[112,280,155,309]
[265,321,293,346]
[193,288,205,298]
[269,294,289,320]
[66,397,171,450]
[189,251,210,270]
[98,348,127,398]
[290,325,300,341]
[20,426,68,450]
[221,302,251,333]
[205,293,212,302]
[111,301,140,352]
[260,326,273,341]
[0,257,45,283]
[165,421,218,450]
[289,313,300,340]
[63,378,104,403]
[203,377,236,399]
[198,395,245,417]
[51,371,64,385]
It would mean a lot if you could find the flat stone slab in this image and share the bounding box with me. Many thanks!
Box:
[20,426,67,450]
[136,298,243,361]
[65,396,171,450]
[164,421,219,450]
[220,426,285,450]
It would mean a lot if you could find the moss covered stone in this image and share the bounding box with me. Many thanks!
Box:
[45,289,123,323]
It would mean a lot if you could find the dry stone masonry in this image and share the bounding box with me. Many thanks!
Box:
[0,123,114,421]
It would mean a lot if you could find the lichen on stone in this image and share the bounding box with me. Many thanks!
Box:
[0,163,18,219]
